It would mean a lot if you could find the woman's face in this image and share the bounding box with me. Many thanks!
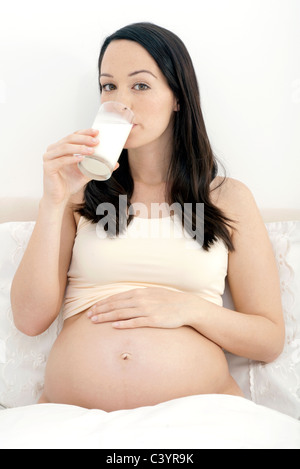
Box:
[100,40,178,151]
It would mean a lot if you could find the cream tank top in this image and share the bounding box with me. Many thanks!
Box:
[62,215,228,321]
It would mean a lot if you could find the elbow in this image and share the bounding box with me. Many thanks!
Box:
[10,290,60,337]
[263,343,284,364]
[10,290,41,337]
[11,303,54,337]
[15,326,41,337]
[261,324,286,364]
[14,321,50,337]
[12,313,47,337]
[10,302,42,337]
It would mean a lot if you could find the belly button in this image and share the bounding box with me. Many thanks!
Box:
[121,352,132,361]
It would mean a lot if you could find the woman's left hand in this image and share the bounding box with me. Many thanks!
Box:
[86,288,200,329]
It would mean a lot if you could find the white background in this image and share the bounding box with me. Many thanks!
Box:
[0,0,299,217]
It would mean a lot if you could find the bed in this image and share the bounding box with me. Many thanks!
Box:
[0,198,299,449]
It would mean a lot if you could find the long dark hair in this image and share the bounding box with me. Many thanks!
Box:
[76,22,234,251]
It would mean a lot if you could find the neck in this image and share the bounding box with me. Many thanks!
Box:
[127,141,171,186]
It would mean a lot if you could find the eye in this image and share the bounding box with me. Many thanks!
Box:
[101,83,116,92]
[133,83,150,91]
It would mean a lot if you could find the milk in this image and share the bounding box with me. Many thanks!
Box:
[78,103,133,181]
[93,121,133,164]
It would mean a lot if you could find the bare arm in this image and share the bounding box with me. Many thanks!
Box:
[189,178,285,362]
[10,129,100,336]
[10,199,76,336]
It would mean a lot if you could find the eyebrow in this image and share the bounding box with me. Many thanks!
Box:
[100,70,157,79]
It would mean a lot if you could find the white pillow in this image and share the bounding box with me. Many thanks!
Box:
[225,222,300,418]
[249,221,300,419]
[0,220,299,417]
[0,222,62,408]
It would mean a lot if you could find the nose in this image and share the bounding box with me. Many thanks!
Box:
[102,96,132,111]
[113,90,133,112]
[117,99,132,113]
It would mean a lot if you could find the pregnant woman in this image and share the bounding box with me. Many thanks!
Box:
[11,23,285,412]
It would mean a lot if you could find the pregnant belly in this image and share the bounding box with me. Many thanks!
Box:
[43,312,237,411]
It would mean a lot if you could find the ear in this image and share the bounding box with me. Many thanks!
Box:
[174,101,180,112]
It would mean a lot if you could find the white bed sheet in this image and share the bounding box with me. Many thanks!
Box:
[0,394,299,449]
[0,217,299,449]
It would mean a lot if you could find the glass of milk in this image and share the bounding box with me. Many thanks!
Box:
[78,101,134,180]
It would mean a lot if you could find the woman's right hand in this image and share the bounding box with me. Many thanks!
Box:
[42,128,100,206]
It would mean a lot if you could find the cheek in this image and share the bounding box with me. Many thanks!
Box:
[144,96,175,131]
[125,93,176,148]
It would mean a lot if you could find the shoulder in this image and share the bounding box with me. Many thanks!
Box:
[210,176,259,220]
[210,177,264,241]
[210,176,254,202]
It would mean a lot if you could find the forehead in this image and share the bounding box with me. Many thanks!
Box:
[101,40,161,76]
